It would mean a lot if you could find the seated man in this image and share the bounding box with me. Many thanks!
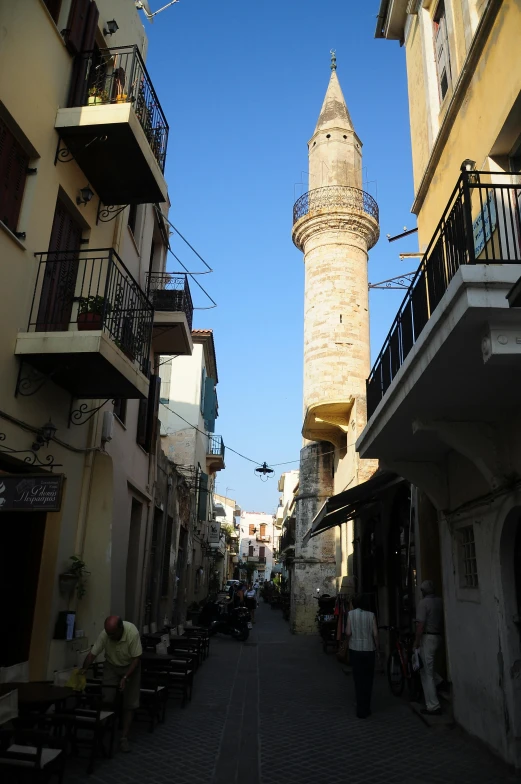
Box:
[81,615,142,752]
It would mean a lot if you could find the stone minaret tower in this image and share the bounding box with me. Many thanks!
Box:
[290,54,379,633]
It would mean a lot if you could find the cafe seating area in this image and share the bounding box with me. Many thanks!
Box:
[0,623,210,780]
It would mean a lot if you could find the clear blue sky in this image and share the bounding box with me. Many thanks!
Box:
[144,0,418,513]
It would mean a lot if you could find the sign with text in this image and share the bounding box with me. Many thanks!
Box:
[208,521,221,543]
[473,194,497,257]
[0,474,63,512]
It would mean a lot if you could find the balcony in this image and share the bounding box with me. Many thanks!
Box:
[246,556,266,564]
[280,523,296,554]
[146,273,193,356]
[206,435,225,473]
[15,249,152,399]
[256,534,271,543]
[292,185,380,251]
[358,171,521,488]
[55,46,168,205]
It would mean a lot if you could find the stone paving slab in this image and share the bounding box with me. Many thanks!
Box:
[62,604,520,784]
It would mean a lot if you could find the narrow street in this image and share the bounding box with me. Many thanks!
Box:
[66,604,519,784]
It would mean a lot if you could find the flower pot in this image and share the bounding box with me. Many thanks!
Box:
[77,312,102,330]
[59,572,79,595]
[88,96,103,105]
[116,94,128,103]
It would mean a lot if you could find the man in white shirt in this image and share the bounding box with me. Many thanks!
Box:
[414,580,444,716]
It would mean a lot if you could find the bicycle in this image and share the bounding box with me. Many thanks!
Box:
[379,625,422,701]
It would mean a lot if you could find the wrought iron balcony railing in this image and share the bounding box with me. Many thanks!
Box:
[366,170,521,419]
[280,524,296,552]
[208,435,225,459]
[69,45,168,172]
[29,249,153,374]
[145,272,194,330]
[256,534,271,542]
[293,185,379,224]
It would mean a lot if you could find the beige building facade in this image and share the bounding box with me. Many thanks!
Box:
[290,58,379,632]
[355,0,521,767]
[0,0,193,680]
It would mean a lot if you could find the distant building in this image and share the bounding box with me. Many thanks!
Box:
[239,512,277,582]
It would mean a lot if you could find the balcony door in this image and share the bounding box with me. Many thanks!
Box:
[37,199,82,331]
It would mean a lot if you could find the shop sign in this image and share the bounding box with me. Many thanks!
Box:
[0,474,63,512]
[473,194,497,257]
[208,521,221,543]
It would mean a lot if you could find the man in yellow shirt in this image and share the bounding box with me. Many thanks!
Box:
[82,616,142,752]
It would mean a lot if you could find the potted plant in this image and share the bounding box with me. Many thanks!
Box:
[88,87,109,105]
[77,295,110,330]
[116,92,128,103]
[58,555,90,600]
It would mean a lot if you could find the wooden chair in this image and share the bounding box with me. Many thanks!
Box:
[184,629,210,659]
[169,637,202,668]
[53,686,118,774]
[138,675,168,731]
[0,728,66,783]
[142,658,193,708]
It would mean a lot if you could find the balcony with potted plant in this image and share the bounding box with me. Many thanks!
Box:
[15,248,153,399]
[55,45,169,205]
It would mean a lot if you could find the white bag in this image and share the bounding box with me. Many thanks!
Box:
[412,648,423,672]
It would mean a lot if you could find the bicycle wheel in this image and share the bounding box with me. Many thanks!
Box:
[387,650,405,696]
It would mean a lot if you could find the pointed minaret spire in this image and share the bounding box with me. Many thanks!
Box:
[308,57,361,188]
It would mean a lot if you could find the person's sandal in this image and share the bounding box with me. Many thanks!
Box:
[120,737,131,753]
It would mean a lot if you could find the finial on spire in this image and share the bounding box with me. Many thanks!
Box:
[330,49,337,71]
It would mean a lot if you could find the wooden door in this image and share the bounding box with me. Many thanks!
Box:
[37,200,82,331]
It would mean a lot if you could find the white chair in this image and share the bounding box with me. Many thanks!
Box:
[142,624,149,634]
[53,668,75,687]
[150,622,157,633]
[0,661,29,684]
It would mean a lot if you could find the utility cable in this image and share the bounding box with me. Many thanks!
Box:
[167,247,217,310]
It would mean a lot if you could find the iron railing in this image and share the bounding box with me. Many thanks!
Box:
[29,248,153,374]
[256,534,271,542]
[207,435,225,459]
[145,272,194,330]
[280,523,296,552]
[293,185,379,224]
[367,170,521,419]
[70,45,168,172]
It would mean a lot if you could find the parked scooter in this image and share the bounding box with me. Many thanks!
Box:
[199,600,252,641]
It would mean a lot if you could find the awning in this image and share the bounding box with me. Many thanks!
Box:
[302,471,403,545]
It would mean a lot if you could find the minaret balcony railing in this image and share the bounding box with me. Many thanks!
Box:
[293,185,379,225]
[366,170,521,420]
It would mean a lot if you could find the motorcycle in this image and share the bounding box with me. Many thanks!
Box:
[315,594,337,652]
[198,600,252,641]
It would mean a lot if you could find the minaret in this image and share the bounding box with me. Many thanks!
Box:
[290,53,379,633]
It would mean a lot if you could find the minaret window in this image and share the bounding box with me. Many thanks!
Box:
[433,1,452,104]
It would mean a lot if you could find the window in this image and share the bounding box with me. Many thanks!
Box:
[113,398,127,424]
[248,545,254,557]
[128,203,138,236]
[260,524,267,537]
[433,1,452,103]
[0,117,29,234]
[159,359,172,404]
[249,524,256,535]
[42,0,62,23]
[259,546,265,560]
[459,525,478,588]
[136,375,161,452]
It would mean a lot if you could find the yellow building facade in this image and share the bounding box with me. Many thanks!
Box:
[0,0,192,680]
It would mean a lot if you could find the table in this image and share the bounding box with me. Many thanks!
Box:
[0,682,73,708]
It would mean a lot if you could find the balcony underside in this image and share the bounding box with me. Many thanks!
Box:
[302,399,354,446]
[357,265,521,465]
[206,454,225,473]
[55,104,167,205]
[15,331,149,399]
[152,312,193,356]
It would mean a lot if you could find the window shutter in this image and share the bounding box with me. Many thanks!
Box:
[0,118,29,234]
[198,472,209,522]
[203,376,216,429]
[136,399,148,447]
[248,545,254,557]
[65,0,90,55]
[43,0,63,22]
[145,374,161,453]
[259,546,265,558]
[82,1,99,51]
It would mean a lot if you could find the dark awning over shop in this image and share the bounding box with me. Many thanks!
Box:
[302,471,403,545]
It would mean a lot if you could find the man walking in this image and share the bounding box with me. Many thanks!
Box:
[82,615,142,752]
[414,580,444,716]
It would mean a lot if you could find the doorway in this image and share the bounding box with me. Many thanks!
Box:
[0,511,46,666]
[500,506,521,766]
[37,198,82,330]
[125,499,143,624]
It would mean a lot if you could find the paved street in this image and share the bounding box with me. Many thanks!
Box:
[66,603,520,784]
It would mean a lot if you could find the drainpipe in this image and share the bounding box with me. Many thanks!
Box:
[74,411,100,556]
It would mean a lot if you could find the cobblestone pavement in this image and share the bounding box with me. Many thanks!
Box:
[65,603,520,784]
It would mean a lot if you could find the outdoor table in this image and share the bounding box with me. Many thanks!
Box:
[0,682,74,711]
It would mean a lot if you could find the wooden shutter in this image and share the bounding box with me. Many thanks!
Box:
[43,0,62,23]
[82,1,99,50]
[248,545,254,557]
[198,472,209,522]
[136,375,161,452]
[249,524,255,535]
[203,377,216,432]
[65,0,90,54]
[66,1,99,104]
[259,546,265,559]
[0,118,29,233]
